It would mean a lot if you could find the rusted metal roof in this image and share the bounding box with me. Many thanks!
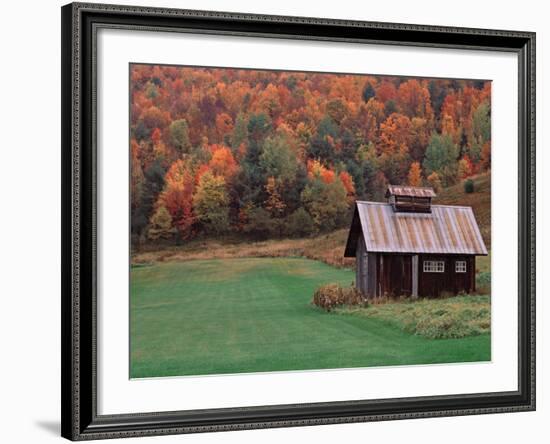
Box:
[385,185,436,198]
[344,201,488,256]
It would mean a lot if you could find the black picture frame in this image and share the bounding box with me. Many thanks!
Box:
[61,2,536,440]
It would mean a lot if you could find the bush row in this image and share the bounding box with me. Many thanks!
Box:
[335,295,491,339]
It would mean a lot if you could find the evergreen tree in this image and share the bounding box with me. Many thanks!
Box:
[240,113,272,205]
[140,159,167,229]
[344,160,365,199]
[231,112,248,152]
[247,113,272,147]
[362,83,376,103]
[309,116,338,161]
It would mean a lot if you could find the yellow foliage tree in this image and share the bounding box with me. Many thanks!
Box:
[427,171,442,193]
[407,161,423,187]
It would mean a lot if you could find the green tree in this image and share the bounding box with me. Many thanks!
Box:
[384,99,397,116]
[247,112,272,146]
[355,142,379,199]
[239,113,273,205]
[464,178,475,194]
[309,116,338,162]
[301,177,348,232]
[192,172,230,235]
[231,112,248,152]
[259,135,298,184]
[344,160,365,199]
[139,159,167,234]
[284,208,315,237]
[362,83,376,103]
[147,205,175,241]
[243,207,276,239]
[130,145,146,248]
[423,133,459,186]
[469,101,491,163]
[472,101,491,144]
[169,119,191,153]
[282,163,308,214]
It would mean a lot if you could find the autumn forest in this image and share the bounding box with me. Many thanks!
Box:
[130,64,491,247]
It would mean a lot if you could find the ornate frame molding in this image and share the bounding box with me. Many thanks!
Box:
[61,2,535,440]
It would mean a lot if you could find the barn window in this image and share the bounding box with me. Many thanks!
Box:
[455,260,467,273]
[423,260,445,273]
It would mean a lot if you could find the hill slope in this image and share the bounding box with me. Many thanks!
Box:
[433,173,491,249]
[133,173,491,268]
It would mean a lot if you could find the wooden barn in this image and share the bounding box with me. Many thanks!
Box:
[344,185,488,298]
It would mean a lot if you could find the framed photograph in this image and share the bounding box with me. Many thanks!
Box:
[61,2,535,440]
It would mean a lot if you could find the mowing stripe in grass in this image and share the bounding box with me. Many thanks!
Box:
[130,257,490,378]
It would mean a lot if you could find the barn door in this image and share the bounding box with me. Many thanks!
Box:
[386,255,412,297]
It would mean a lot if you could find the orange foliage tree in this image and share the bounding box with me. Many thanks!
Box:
[208,145,238,183]
[129,64,491,245]
[407,162,423,187]
[159,160,195,239]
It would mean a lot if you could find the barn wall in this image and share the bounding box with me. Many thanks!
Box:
[354,240,478,299]
[355,234,367,294]
[354,235,379,299]
[367,253,377,297]
[412,255,419,299]
[418,255,475,297]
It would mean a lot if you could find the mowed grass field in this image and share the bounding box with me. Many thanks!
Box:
[130,257,490,378]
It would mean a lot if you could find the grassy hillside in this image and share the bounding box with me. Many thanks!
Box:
[433,172,491,249]
[131,258,490,378]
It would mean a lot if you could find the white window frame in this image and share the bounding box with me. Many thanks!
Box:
[423,260,445,273]
[455,260,467,273]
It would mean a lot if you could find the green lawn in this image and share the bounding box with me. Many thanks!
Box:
[130,257,490,378]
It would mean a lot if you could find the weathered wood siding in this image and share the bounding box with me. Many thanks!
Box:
[355,234,367,295]
[367,252,377,297]
[418,255,475,297]
[376,254,413,297]
[412,255,419,299]
[365,253,475,298]
[355,235,378,298]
